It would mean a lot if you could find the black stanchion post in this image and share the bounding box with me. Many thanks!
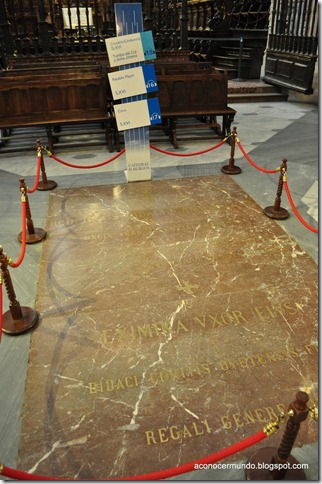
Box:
[263,158,289,219]
[233,36,244,82]
[221,126,241,174]
[36,140,57,191]
[246,391,314,480]
[18,178,47,244]
[0,246,39,335]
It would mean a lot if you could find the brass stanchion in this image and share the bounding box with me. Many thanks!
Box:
[36,140,57,191]
[263,158,289,219]
[18,178,47,244]
[0,247,39,334]
[221,127,241,174]
[246,391,316,480]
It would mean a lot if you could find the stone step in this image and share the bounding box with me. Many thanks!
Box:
[228,91,288,103]
[227,79,288,102]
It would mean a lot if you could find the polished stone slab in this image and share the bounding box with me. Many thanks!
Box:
[18,176,318,480]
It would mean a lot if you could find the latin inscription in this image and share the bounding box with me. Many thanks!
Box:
[144,403,286,445]
[87,342,317,395]
[101,301,302,346]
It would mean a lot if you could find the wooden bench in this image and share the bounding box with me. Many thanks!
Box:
[0,65,114,152]
[153,61,213,75]
[149,70,236,148]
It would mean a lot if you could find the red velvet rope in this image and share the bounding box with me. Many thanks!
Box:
[27,155,42,194]
[10,201,27,268]
[284,180,318,233]
[150,138,227,157]
[0,429,266,481]
[237,141,278,174]
[49,148,125,169]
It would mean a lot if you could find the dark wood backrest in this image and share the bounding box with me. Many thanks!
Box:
[0,67,107,123]
[154,71,229,115]
[153,61,213,75]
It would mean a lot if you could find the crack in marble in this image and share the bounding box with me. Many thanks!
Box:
[27,437,88,474]
[129,300,186,426]
[170,394,200,419]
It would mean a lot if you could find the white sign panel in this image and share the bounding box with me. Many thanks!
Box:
[115,99,150,131]
[114,98,161,131]
[108,65,158,100]
[106,33,144,67]
[105,31,156,67]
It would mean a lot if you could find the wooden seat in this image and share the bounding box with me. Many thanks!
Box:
[149,70,236,148]
[0,65,114,152]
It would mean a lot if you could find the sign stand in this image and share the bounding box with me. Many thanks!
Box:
[114,3,154,182]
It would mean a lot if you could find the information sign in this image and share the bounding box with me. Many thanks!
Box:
[114,98,161,131]
[105,31,156,67]
[108,65,158,100]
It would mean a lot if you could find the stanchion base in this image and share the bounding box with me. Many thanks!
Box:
[246,447,306,480]
[221,165,242,175]
[18,228,47,244]
[2,306,39,335]
[37,180,57,191]
[263,206,289,220]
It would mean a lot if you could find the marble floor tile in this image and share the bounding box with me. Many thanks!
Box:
[17,177,318,479]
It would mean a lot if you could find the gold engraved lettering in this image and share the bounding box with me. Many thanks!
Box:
[254,306,266,321]
[192,422,204,436]
[265,407,278,421]
[201,363,211,375]
[283,301,298,315]
[244,410,256,425]
[89,382,100,394]
[194,316,206,328]
[305,343,318,354]
[276,404,286,414]
[232,310,248,324]
[265,352,284,362]
[232,413,244,428]
[148,372,158,385]
[105,380,114,391]
[253,301,299,322]
[219,346,302,373]
[153,321,172,335]
[256,354,266,365]
[144,419,212,445]
[254,408,265,422]
[102,329,112,345]
[237,357,248,369]
[203,419,212,433]
[221,403,285,430]
[169,425,181,440]
[221,416,232,429]
[158,428,169,443]
[125,376,134,388]
[160,370,170,383]
[177,320,189,333]
[145,430,157,445]
[101,301,303,346]
[182,425,193,438]
[137,324,154,338]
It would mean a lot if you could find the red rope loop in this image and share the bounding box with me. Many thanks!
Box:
[284,180,318,233]
[48,149,125,169]
[150,138,227,157]
[237,140,279,174]
[0,429,267,480]
[9,200,27,268]
[27,155,42,194]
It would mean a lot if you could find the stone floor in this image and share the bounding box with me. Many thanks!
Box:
[0,100,319,480]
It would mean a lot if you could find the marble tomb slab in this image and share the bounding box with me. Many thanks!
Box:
[17,176,318,479]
